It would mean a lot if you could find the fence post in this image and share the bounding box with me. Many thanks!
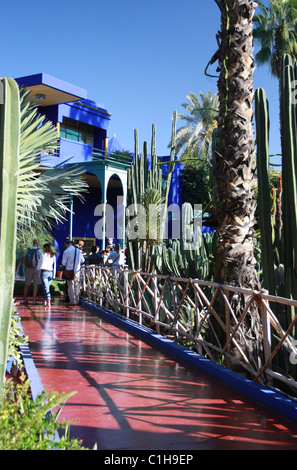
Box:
[170,278,179,341]
[92,266,96,303]
[224,288,232,369]
[88,268,91,302]
[124,269,130,319]
[193,281,203,355]
[153,275,160,333]
[114,269,118,314]
[260,289,273,385]
[80,266,85,298]
[137,272,142,325]
[98,268,102,306]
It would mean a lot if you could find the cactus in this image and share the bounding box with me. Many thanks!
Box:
[126,113,177,272]
[154,205,213,282]
[0,78,20,389]
[255,88,275,295]
[126,111,215,295]
[256,55,297,330]
[126,125,163,271]
[280,55,297,328]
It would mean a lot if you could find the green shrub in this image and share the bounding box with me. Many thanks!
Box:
[7,308,28,370]
[0,376,88,450]
[2,307,89,450]
[14,280,66,297]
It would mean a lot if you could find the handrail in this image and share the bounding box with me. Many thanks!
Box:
[92,148,132,166]
[80,265,297,398]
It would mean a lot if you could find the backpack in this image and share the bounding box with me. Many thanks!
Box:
[26,247,39,268]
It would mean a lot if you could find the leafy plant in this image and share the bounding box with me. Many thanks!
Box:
[13,280,65,297]
[0,78,20,390]
[253,0,297,79]
[1,80,88,390]
[15,229,54,274]
[126,118,177,272]
[181,157,211,207]
[138,188,164,247]
[17,88,88,239]
[7,308,28,371]
[0,377,88,450]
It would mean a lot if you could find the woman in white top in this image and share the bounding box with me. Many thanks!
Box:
[37,243,56,307]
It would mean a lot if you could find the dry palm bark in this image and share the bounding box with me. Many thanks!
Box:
[214,0,263,370]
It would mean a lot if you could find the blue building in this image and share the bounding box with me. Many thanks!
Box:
[15,73,184,259]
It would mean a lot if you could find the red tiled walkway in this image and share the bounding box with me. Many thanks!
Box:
[18,297,297,450]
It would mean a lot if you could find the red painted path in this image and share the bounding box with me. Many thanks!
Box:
[18,297,297,450]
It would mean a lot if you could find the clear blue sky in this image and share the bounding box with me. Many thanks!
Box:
[1,0,280,162]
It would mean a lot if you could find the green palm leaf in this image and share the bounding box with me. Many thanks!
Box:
[138,188,164,246]
[253,0,297,78]
[17,89,88,238]
[170,90,218,160]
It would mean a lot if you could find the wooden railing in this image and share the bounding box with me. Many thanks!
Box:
[80,265,297,397]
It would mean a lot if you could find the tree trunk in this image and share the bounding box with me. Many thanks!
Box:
[214,0,263,372]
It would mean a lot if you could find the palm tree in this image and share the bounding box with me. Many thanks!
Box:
[214,0,263,370]
[253,0,297,79]
[171,90,219,160]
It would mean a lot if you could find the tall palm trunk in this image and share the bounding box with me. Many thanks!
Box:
[214,0,263,370]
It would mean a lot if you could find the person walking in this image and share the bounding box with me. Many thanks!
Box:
[23,238,43,305]
[107,238,114,250]
[86,246,103,266]
[103,247,111,263]
[37,243,56,307]
[62,240,84,305]
[106,243,126,268]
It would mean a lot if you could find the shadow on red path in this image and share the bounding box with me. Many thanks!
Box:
[17,297,297,450]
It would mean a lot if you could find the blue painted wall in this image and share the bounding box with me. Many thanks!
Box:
[42,99,111,164]
[159,156,184,208]
[58,100,111,131]
[59,138,93,164]
[16,74,187,259]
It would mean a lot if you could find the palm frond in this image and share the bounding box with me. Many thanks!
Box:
[16,88,88,239]
[138,188,164,246]
[253,0,297,77]
[171,90,218,159]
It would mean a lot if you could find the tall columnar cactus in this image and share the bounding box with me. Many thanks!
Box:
[126,125,163,271]
[256,55,297,328]
[255,88,275,295]
[160,111,177,239]
[126,113,177,271]
[0,78,20,390]
[280,55,297,328]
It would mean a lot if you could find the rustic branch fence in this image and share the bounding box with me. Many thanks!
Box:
[80,265,297,398]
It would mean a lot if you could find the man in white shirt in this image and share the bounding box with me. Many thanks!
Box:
[62,240,84,305]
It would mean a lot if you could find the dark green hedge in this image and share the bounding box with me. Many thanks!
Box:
[14,280,66,297]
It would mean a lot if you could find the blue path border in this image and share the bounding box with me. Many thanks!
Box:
[12,319,45,401]
[80,299,297,425]
[20,342,44,402]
